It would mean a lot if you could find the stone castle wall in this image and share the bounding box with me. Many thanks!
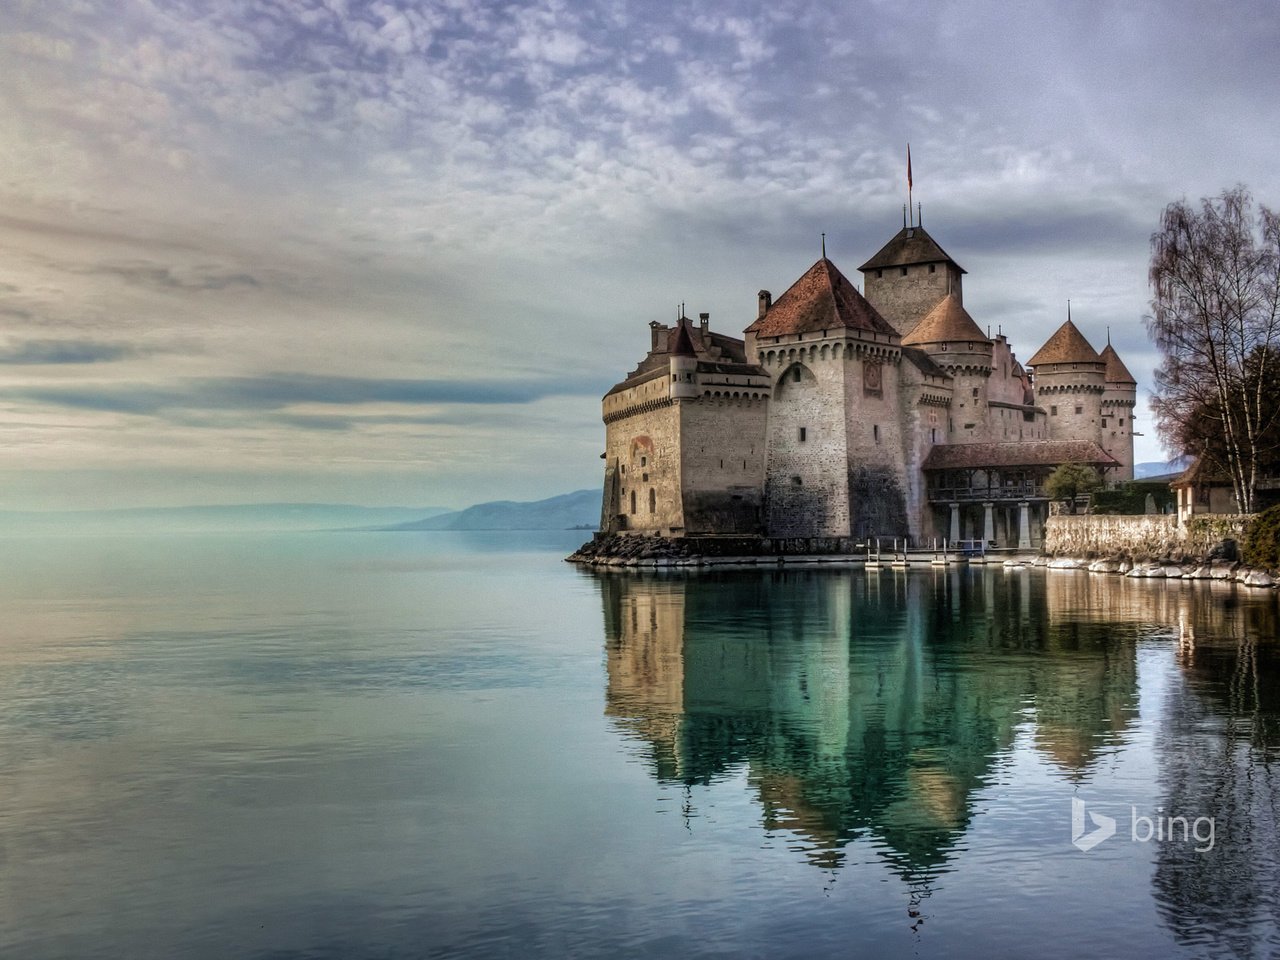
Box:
[680,395,768,534]
[602,376,684,534]
[862,261,958,335]
[1044,514,1249,559]
[762,352,850,536]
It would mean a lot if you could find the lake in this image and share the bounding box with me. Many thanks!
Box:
[0,531,1277,958]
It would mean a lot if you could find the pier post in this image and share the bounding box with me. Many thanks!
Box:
[1017,501,1031,550]
[949,502,960,544]
[982,501,994,545]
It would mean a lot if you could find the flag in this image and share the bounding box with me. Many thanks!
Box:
[907,144,913,190]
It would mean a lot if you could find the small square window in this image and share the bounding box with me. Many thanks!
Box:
[900,267,908,276]
[1075,406,1083,415]
[929,264,936,273]
[1051,405,1058,416]
[792,475,802,486]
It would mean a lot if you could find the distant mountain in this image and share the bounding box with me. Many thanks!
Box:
[1135,456,1193,479]
[389,489,601,531]
[0,503,452,533]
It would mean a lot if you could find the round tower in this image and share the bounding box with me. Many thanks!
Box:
[669,319,698,400]
[1100,341,1137,480]
[1027,317,1106,450]
[901,293,993,441]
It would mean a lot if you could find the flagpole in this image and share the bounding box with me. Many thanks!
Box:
[907,143,913,227]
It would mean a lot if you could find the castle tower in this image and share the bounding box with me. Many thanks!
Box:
[1099,341,1137,480]
[669,319,698,400]
[859,224,966,336]
[1027,318,1106,450]
[901,293,993,442]
[745,257,908,540]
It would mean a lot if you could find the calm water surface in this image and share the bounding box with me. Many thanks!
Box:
[0,531,1277,959]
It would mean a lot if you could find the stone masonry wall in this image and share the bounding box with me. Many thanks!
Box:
[862,261,959,336]
[1044,514,1249,559]
[602,376,684,534]
[763,354,850,536]
[680,394,768,534]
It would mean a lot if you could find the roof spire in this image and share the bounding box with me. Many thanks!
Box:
[1067,299,1072,323]
[903,204,907,228]
[917,202,922,227]
[1107,325,1111,345]
[821,232,826,259]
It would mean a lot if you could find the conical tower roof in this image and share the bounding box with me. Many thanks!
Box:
[1027,319,1101,366]
[745,258,898,338]
[902,294,989,346]
[858,224,966,274]
[670,319,697,357]
[1100,343,1136,384]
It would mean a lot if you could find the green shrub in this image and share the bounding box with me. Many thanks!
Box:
[1243,504,1280,569]
[1090,480,1177,515]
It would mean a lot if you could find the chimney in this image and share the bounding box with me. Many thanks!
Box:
[649,320,663,351]
[699,312,710,335]
[757,290,772,319]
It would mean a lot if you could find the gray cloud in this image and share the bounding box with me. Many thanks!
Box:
[0,372,608,418]
[0,339,140,364]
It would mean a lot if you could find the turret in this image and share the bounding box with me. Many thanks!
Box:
[902,293,993,440]
[1027,317,1106,449]
[1100,341,1137,480]
[669,319,698,400]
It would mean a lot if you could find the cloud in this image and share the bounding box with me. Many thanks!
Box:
[0,372,607,418]
[0,339,142,365]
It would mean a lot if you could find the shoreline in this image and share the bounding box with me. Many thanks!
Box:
[567,533,1278,586]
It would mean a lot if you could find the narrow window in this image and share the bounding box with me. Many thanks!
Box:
[640,455,647,467]
[972,387,979,398]
[900,267,908,276]
[649,488,656,514]
[1102,417,1108,428]
[931,428,937,443]
[1051,405,1058,416]
[929,264,936,274]
[799,427,807,442]
[876,269,883,279]
[873,424,880,443]
[630,490,636,514]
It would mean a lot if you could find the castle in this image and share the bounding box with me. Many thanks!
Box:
[598,218,1136,549]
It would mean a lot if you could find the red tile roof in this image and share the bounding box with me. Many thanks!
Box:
[1099,343,1136,384]
[922,439,1119,470]
[902,294,989,346]
[744,258,898,338]
[858,225,966,274]
[1027,320,1102,366]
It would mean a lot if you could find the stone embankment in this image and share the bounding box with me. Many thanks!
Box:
[1041,513,1276,587]
[567,533,868,567]
[1032,554,1275,587]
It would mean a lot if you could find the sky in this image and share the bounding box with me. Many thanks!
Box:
[2,0,1279,510]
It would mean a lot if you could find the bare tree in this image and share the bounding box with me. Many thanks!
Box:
[1147,187,1280,513]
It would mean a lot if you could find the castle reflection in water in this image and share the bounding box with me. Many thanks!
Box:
[593,566,1280,889]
